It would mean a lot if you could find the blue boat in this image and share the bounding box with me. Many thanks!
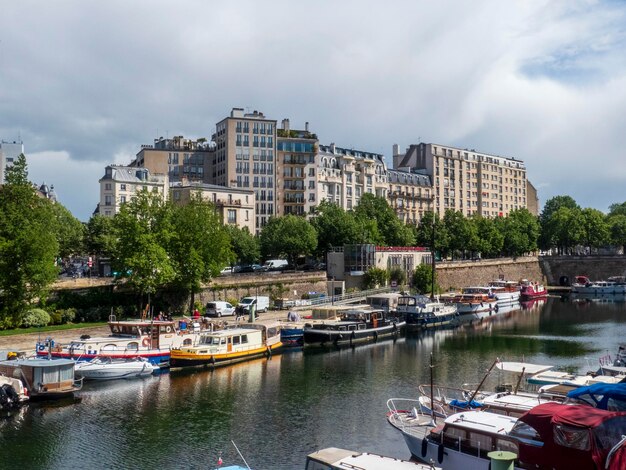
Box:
[280,327,304,347]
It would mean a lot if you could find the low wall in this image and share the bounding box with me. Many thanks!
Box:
[435,257,544,292]
[198,271,328,306]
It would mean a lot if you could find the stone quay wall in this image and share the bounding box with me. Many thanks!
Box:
[435,257,544,292]
[197,271,328,306]
[538,255,626,285]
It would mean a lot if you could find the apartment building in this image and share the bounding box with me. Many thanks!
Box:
[212,108,277,231]
[131,136,213,183]
[387,169,433,225]
[276,119,318,217]
[393,143,528,218]
[526,180,539,216]
[317,143,388,212]
[170,182,256,233]
[0,139,24,183]
[97,165,168,217]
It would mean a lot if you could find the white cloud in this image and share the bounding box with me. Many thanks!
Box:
[2,0,625,219]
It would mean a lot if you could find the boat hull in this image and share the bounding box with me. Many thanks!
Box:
[36,349,170,367]
[303,322,404,346]
[170,342,282,368]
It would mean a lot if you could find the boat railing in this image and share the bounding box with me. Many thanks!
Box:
[386,398,437,431]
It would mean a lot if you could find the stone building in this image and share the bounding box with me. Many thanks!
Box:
[212,108,277,231]
[387,169,433,224]
[170,182,256,233]
[393,142,528,218]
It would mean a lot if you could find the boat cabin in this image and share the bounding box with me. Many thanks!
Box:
[195,328,263,354]
[430,411,519,459]
[243,321,282,348]
[0,358,82,399]
[366,293,402,313]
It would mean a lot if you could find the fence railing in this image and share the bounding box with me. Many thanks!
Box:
[291,286,393,310]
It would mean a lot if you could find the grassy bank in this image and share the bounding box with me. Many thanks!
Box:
[0,322,108,337]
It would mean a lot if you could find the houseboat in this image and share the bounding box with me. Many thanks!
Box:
[170,321,282,368]
[303,309,404,346]
[365,292,402,314]
[0,358,82,400]
[396,295,458,329]
[36,317,209,367]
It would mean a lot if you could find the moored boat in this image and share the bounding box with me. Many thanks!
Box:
[36,317,210,367]
[303,309,404,346]
[519,280,548,300]
[488,280,521,304]
[397,295,458,330]
[0,358,82,400]
[452,288,498,321]
[75,356,160,380]
[571,275,626,295]
[0,373,29,410]
[170,321,282,368]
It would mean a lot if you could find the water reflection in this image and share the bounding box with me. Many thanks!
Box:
[1,296,625,469]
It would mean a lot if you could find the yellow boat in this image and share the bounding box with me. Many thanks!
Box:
[170,321,282,368]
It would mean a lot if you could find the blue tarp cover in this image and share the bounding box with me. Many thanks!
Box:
[567,382,626,410]
[449,399,483,409]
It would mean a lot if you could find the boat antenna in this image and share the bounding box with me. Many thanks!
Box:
[231,440,251,470]
[430,352,435,424]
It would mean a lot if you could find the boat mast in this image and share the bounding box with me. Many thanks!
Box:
[430,352,435,424]
[467,358,499,405]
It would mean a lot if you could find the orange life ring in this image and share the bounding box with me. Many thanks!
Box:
[142,337,151,348]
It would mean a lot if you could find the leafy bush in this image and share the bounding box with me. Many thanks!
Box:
[363,268,389,289]
[227,298,239,307]
[21,309,51,328]
[389,267,407,286]
[412,264,437,295]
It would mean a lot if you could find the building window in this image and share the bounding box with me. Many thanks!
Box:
[105,183,112,190]
[120,195,126,204]
[105,195,112,206]
[227,209,236,224]
[120,184,126,191]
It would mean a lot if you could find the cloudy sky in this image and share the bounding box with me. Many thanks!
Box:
[2,0,625,221]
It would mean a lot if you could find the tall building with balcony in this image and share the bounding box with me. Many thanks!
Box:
[393,143,528,218]
[276,119,318,217]
[97,165,168,217]
[212,108,277,231]
[0,139,24,183]
[387,169,433,225]
[317,143,388,211]
[170,182,256,233]
[131,136,214,184]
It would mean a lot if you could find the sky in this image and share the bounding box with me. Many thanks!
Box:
[1,0,625,221]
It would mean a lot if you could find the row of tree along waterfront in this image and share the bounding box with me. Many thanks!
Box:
[1,154,625,330]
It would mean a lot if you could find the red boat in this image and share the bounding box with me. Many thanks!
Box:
[520,280,548,300]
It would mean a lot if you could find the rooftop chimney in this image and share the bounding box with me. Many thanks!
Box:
[305,122,309,132]
[282,119,290,132]
[392,144,400,156]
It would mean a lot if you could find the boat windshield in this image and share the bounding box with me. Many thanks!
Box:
[509,421,544,446]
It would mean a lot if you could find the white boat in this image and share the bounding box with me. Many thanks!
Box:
[74,357,159,380]
[571,275,626,295]
[452,288,498,321]
[487,280,521,305]
[496,360,626,387]
[0,373,29,410]
[305,447,440,469]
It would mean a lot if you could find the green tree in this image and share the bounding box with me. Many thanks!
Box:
[311,201,361,256]
[609,202,626,218]
[51,203,85,259]
[609,215,626,254]
[170,196,233,313]
[472,216,504,258]
[412,264,436,295]
[580,208,610,252]
[0,154,59,327]
[225,225,260,265]
[443,210,478,259]
[85,214,117,258]
[389,266,407,286]
[499,209,540,257]
[112,189,175,310]
[415,211,449,259]
[545,206,585,255]
[259,215,317,267]
[539,195,579,250]
[354,194,415,246]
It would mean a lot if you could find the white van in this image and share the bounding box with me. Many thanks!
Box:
[262,259,288,271]
[236,296,270,315]
[205,301,236,317]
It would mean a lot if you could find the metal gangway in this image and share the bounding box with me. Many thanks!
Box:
[290,287,393,310]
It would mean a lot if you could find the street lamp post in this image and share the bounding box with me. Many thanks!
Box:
[430,196,436,301]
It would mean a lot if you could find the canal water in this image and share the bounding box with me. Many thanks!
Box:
[1,296,625,469]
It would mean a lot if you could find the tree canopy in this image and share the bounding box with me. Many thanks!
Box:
[259,215,317,266]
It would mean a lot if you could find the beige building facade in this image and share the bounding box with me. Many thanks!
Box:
[212,108,277,231]
[170,182,256,233]
[131,136,213,184]
[393,143,528,218]
[387,169,433,225]
[97,165,168,217]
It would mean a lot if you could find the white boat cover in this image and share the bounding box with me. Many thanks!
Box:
[496,361,553,375]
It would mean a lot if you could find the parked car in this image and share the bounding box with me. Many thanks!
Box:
[204,301,236,317]
[235,264,263,273]
[220,267,233,275]
[261,259,289,271]
[235,296,270,316]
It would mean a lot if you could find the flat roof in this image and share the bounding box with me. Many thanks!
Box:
[0,358,76,367]
[444,411,518,434]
